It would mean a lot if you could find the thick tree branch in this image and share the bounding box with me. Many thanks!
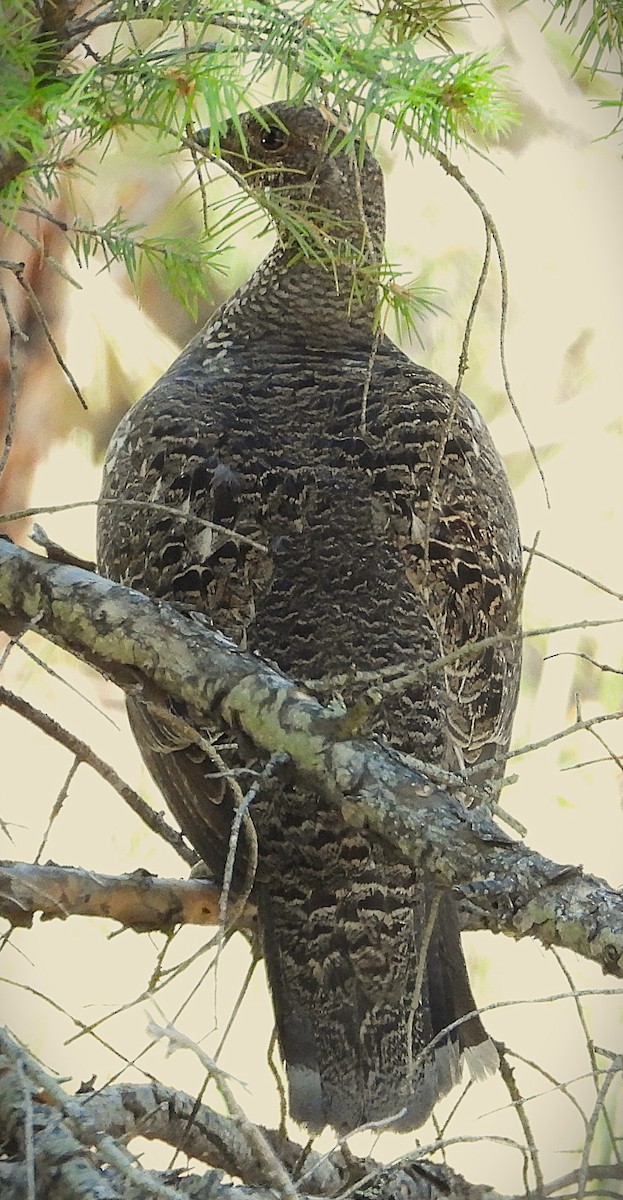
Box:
[61,1080,342,1193]
[0,537,621,977]
[0,1027,190,1200]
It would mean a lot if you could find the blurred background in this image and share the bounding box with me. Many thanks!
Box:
[0,0,622,1190]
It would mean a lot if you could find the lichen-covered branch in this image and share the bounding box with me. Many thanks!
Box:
[0,537,621,978]
[58,1080,341,1194]
[0,1027,190,1200]
[1,1030,622,1200]
[0,1030,500,1200]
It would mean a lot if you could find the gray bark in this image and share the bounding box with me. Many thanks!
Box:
[0,537,621,978]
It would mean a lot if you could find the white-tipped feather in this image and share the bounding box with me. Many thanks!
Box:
[463,1038,500,1081]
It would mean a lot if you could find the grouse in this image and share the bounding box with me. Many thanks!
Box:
[97,102,522,1135]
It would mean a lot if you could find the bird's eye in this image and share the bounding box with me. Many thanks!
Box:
[260,126,288,152]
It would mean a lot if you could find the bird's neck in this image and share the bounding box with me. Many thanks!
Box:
[202,242,380,353]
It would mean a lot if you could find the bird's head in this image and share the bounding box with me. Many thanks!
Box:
[195,102,386,259]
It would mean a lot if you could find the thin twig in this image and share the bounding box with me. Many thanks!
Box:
[168,947,262,1173]
[218,756,287,936]
[586,717,623,775]
[5,223,80,287]
[544,650,623,679]
[407,891,442,1085]
[34,756,80,863]
[185,119,211,235]
[576,1053,623,1200]
[524,544,623,601]
[552,948,622,1166]
[63,931,222,1050]
[303,615,623,696]
[497,708,623,771]
[12,264,87,410]
[434,151,549,507]
[423,222,492,566]
[1,497,268,554]
[351,150,382,434]
[498,1047,545,1198]
[1,972,165,1073]
[501,1045,588,1130]
[0,686,196,864]
[149,1019,298,1200]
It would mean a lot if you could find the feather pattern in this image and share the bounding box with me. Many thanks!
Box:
[97,103,522,1134]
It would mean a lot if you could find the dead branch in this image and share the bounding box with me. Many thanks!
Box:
[0,859,506,938]
[0,1026,189,1199]
[4,1036,619,1200]
[0,861,242,931]
[51,1079,344,1193]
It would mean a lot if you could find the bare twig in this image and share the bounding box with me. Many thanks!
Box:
[1,497,268,553]
[434,151,549,507]
[7,245,87,410]
[576,1052,623,1200]
[218,753,287,935]
[149,1019,298,1200]
[423,222,493,566]
[524,544,623,602]
[498,1048,544,1197]
[407,891,442,1087]
[0,685,196,865]
[552,948,622,1168]
[34,756,80,863]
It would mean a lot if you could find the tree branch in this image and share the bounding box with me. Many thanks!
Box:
[0,1028,502,1200]
[2,1029,622,1200]
[0,1027,190,1200]
[0,860,243,932]
[58,1080,343,1194]
[0,1,81,194]
[0,537,621,978]
[0,860,507,937]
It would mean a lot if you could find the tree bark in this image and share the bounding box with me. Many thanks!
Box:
[0,861,237,931]
[0,538,621,977]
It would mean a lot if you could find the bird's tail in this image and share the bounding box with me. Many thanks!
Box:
[260,880,495,1135]
[125,699,495,1134]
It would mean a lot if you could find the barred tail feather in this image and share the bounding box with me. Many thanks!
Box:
[261,885,495,1135]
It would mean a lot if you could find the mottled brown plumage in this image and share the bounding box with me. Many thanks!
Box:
[97,103,522,1134]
